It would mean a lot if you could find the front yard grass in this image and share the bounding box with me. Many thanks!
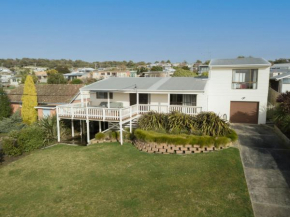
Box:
[0,143,253,217]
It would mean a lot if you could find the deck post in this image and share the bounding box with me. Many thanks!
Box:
[57,107,61,142]
[137,93,139,114]
[80,91,84,106]
[167,93,170,113]
[99,121,102,132]
[71,120,74,138]
[80,120,82,136]
[119,109,123,145]
[86,106,90,145]
[107,92,110,108]
[129,106,132,133]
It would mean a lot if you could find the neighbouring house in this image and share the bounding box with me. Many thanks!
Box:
[198,65,209,74]
[35,71,48,83]
[92,70,137,80]
[23,66,48,72]
[270,63,290,77]
[270,73,290,93]
[8,84,84,119]
[9,76,21,86]
[142,71,169,77]
[0,67,12,73]
[56,57,271,144]
[64,68,95,81]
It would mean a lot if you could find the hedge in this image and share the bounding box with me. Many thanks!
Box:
[134,129,237,148]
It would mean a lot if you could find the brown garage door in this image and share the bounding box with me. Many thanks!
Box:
[230,101,259,124]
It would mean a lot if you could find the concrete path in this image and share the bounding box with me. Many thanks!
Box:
[232,124,290,217]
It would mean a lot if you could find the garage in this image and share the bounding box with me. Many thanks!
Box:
[230,101,259,124]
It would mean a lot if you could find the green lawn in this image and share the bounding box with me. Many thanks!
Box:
[0,143,253,217]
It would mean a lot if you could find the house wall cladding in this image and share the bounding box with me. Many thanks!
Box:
[134,141,232,154]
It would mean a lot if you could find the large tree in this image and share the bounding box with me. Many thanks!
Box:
[47,73,67,84]
[151,66,163,71]
[55,66,70,74]
[21,75,38,124]
[0,88,12,120]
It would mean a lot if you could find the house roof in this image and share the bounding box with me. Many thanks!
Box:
[270,73,290,81]
[81,77,207,92]
[35,71,47,76]
[271,63,290,68]
[209,58,271,67]
[8,84,84,105]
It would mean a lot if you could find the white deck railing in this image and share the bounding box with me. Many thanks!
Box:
[57,104,202,122]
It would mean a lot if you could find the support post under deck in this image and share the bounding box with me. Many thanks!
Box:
[119,109,123,145]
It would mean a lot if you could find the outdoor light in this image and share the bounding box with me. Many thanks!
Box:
[223,114,227,120]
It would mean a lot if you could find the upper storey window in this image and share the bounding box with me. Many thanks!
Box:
[232,69,258,89]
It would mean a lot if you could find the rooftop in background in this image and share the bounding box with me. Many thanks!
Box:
[271,63,290,68]
[209,58,271,67]
[8,84,84,105]
[270,73,290,81]
[81,77,207,92]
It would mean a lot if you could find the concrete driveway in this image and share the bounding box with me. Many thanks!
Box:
[232,124,290,217]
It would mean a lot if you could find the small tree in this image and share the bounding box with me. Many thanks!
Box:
[47,73,67,84]
[151,66,163,71]
[21,75,38,125]
[0,88,12,120]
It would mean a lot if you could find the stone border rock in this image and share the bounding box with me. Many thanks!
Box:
[134,141,232,154]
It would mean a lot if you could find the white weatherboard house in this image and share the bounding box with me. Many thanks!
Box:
[56,57,271,144]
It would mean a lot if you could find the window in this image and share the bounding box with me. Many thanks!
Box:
[96,92,113,99]
[170,94,196,106]
[283,78,290,84]
[232,69,258,89]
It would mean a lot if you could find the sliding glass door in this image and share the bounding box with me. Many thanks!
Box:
[170,94,196,106]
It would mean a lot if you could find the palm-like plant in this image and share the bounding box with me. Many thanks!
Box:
[194,112,231,136]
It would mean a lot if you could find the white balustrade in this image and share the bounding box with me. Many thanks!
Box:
[57,104,202,121]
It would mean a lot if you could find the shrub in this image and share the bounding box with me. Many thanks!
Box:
[2,138,22,156]
[95,132,105,140]
[134,129,236,148]
[38,116,70,143]
[71,79,83,84]
[214,137,230,148]
[0,111,26,133]
[168,111,195,133]
[138,111,167,131]
[0,87,12,120]
[138,111,230,137]
[17,125,45,153]
[194,112,231,136]
[276,91,290,113]
[226,129,238,142]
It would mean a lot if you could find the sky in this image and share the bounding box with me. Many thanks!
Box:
[0,0,289,63]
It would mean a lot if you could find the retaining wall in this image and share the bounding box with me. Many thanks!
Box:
[134,141,232,154]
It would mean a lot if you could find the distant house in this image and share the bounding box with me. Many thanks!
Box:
[270,63,290,77]
[270,73,290,93]
[198,65,209,74]
[35,71,48,83]
[64,68,95,81]
[142,71,168,77]
[9,76,21,87]
[8,84,84,119]
[92,70,137,80]
[0,67,12,73]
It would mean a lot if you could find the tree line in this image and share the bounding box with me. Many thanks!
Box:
[0,58,150,69]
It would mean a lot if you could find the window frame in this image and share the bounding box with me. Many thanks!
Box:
[96,92,113,99]
[232,69,258,90]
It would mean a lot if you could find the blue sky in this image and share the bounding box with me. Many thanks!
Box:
[0,0,289,62]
